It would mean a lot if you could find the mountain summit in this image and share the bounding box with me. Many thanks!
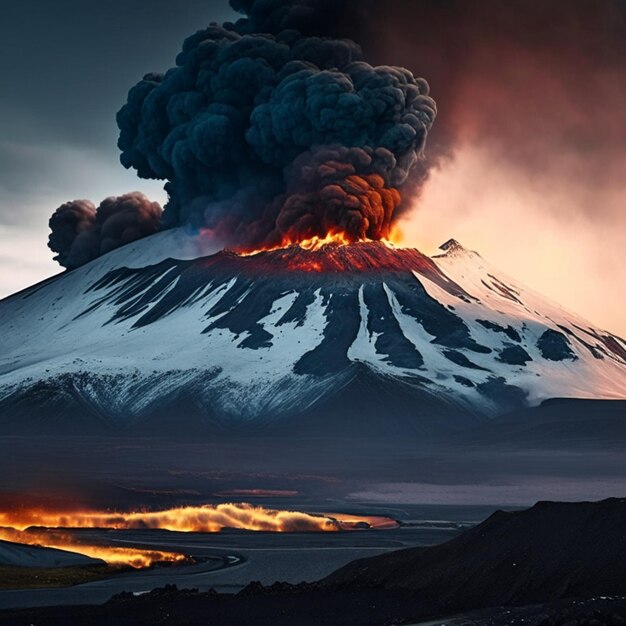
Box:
[0,235,624,434]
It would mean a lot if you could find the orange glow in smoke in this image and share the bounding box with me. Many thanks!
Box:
[235,173,403,257]
[0,503,398,567]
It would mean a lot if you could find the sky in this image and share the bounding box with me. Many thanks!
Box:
[0,0,235,294]
[1,0,625,335]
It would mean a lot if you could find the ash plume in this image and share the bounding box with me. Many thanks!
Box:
[229,1,626,227]
[47,199,97,268]
[227,0,368,38]
[326,1,626,205]
[48,192,162,269]
[47,0,626,271]
[116,0,436,249]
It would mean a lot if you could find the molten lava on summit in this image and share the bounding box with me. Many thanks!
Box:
[227,240,444,275]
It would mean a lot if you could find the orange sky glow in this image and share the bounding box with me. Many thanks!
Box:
[400,143,626,336]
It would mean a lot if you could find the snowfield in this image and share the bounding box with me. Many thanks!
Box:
[0,232,624,432]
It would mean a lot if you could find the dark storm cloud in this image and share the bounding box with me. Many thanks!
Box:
[116,1,436,248]
[48,193,162,269]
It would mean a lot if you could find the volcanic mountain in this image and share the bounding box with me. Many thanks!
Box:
[0,233,624,434]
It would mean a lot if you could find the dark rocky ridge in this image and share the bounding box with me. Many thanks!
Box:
[458,397,626,447]
[326,498,626,609]
[537,329,577,361]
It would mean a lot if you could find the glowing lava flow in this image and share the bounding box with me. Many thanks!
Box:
[0,503,398,568]
[0,503,397,533]
[237,227,403,258]
[238,231,355,256]
[0,527,186,569]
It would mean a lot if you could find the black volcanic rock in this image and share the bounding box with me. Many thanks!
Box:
[537,329,577,361]
[326,498,626,612]
[497,343,532,365]
[477,319,522,342]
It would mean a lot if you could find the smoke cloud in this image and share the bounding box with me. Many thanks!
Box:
[224,1,626,222]
[47,199,97,268]
[116,1,436,249]
[328,0,626,204]
[48,192,162,269]
[272,146,402,243]
[337,0,626,334]
[228,0,359,37]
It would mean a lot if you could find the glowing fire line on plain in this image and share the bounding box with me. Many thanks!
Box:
[0,503,398,568]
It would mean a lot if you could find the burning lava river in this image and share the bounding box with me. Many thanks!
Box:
[0,503,398,569]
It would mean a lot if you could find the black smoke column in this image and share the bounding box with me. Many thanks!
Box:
[116,0,436,249]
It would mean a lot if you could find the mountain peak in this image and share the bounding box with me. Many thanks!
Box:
[439,238,465,252]
[436,238,480,258]
[1,228,625,434]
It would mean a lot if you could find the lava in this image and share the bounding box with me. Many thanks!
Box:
[238,231,356,257]
[0,503,398,568]
[0,503,396,534]
[216,240,463,283]
[0,527,186,569]
[237,221,403,258]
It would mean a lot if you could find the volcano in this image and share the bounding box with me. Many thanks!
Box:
[0,235,624,434]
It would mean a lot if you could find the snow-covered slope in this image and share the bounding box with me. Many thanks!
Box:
[0,233,624,433]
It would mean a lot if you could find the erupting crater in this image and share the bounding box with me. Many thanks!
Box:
[220,240,451,276]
